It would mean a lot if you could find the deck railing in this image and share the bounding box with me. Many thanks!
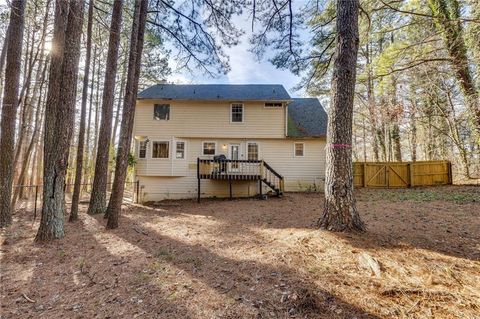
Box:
[198,158,262,180]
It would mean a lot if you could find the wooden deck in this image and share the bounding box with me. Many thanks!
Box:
[197,158,284,201]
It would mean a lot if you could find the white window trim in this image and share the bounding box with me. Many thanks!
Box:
[230,103,244,123]
[175,140,186,160]
[151,140,170,159]
[264,102,283,108]
[294,142,305,157]
[138,140,147,160]
[246,141,260,161]
[202,141,217,156]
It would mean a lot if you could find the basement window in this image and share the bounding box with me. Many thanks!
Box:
[154,104,170,120]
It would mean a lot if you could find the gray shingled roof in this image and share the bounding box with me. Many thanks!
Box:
[287,98,327,138]
[138,84,291,101]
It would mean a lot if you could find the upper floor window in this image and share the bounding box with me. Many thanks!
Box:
[247,142,259,161]
[138,141,147,159]
[152,141,169,158]
[230,103,243,123]
[202,142,216,155]
[294,142,304,157]
[154,104,170,120]
[264,102,283,108]
[176,141,185,159]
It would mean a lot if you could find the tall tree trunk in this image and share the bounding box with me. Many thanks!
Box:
[317,0,365,232]
[0,0,26,227]
[92,46,102,174]
[88,0,124,215]
[111,57,127,147]
[365,42,379,162]
[84,45,97,191]
[70,0,94,222]
[108,56,127,190]
[389,77,402,162]
[410,110,417,162]
[106,0,148,229]
[35,0,84,241]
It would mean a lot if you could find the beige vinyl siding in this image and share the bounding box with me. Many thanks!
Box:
[134,100,286,139]
[135,138,326,201]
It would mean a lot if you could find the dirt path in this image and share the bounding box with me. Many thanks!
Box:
[1,186,479,318]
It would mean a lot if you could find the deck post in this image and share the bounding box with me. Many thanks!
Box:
[229,178,232,199]
[197,158,201,203]
[259,180,262,198]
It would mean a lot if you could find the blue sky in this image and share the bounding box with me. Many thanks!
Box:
[169,7,307,98]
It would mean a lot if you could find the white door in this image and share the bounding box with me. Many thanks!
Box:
[229,144,240,172]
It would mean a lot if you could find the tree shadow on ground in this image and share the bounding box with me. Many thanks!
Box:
[0,207,194,318]
[115,212,381,319]
[141,189,480,262]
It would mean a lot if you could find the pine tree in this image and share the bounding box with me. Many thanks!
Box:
[35,0,84,241]
[0,0,26,227]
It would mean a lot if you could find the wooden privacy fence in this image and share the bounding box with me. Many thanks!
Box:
[353,160,452,188]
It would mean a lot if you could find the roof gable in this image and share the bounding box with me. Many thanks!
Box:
[138,84,291,101]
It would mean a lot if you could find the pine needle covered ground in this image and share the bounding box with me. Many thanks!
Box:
[1,186,479,318]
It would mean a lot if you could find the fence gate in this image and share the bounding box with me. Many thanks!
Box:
[354,161,451,188]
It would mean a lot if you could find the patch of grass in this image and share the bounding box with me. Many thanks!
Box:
[77,257,87,273]
[154,248,174,262]
[359,188,479,204]
[132,272,151,286]
[180,256,202,267]
[58,249,67,262]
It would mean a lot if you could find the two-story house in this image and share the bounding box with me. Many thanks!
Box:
[133,84,327,202]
